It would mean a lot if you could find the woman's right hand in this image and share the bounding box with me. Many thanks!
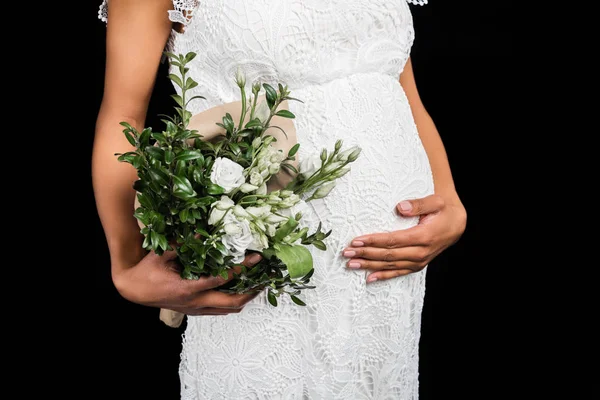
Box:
[113,252,263,316]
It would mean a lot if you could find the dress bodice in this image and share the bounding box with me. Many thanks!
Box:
[99,0,425,113]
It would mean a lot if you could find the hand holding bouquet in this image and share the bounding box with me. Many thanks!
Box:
[116,52,361,325]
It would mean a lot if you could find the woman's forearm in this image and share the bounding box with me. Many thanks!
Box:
[400,59,462,206]
[92,108,147,275]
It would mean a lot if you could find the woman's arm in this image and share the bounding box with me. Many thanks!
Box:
[342,57,466,282]
[400,58,463,208]
[92,0,174,281]
[93,0,260,313]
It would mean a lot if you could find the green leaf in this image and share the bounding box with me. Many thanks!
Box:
[275,110,295,119]
[164,149,174,164]
[245,118,263,128]
[151,132,167,143]
[275,244,313,279]
[267,290,278,307]
[145,146,165,161]
[186,78,199,90]
[173,175,197,199]
[139,128,151,147]
[142,234,151,249]
[263,83,277,109]
[185,52,197,62]
[148,168,169,187]
[207,184,225,195]
[274,217,299,242]
[186,95,206,106]
[171,94,184,107]
[312,240,327,251]
[150,230,160,250]
[179,209,189,222]
[290,295,307,306]
[288,143,300,157]
[169,74,183,88]
[220,270,229,280]
[157,234,169,252]
[124,130,137,146]
[281,163,298,174]
[175,150,203,161]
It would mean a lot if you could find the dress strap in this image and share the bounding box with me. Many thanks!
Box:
[97,0,200,25]
[406,0,428,5]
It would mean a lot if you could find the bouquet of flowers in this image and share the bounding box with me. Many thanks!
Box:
[116,52,360,324]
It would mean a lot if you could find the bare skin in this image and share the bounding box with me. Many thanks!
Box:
[343,59,467,283]
[93,0,466,316]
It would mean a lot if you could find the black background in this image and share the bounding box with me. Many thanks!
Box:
[81,1,510,398]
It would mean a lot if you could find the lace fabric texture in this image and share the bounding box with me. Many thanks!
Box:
[99,1,432,399]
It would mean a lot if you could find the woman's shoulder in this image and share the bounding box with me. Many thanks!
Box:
[98,0,200,26]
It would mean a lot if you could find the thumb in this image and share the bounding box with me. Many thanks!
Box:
[396,194,445,216]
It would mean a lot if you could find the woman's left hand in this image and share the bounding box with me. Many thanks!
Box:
[342,194,466,283]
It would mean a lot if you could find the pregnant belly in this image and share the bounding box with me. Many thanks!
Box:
[288,72,434,254]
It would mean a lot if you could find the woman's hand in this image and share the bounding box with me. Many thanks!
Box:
[343,194,466,283]
[113,252,263,316]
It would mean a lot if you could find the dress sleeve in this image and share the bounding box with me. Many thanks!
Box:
[97,0,199,25]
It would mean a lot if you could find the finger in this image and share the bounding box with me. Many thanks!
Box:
[185,307,243,316]
[366,269,413,283]
[351,226,428,249]
[185,253,264,292]
[187,290,259,310]
[396,194,445,217]
[346,258,427,272]
[342,246,427,263]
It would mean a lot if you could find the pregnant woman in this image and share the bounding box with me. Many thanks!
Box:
[93,0,466,398]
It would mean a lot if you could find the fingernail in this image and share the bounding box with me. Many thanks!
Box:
[398,201,412,212]
[343,250,356,258]
[351,240,364,247]
[367,275,378,283]
[347,262,361,269]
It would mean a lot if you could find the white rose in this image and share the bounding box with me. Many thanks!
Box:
[249,230,269,252]
[208,196,234,226]
[210,157,245,193]
[299,154,322,179]
[221,213,254,263]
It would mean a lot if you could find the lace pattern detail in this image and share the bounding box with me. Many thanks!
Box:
[168,0,200,25]
[98,0,107,23]
[170,1,434,398]
[97,0,425,25]
[97,0,200,24]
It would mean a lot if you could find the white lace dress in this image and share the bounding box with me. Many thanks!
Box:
[100,1,433,398]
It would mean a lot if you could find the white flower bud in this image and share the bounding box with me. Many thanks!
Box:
[252,137,262,149]
[254,101,270,124]
[335,146,354,162]
[312,182,336,199]
[252,80,261,93]
[249,171,264,186]
[246,205,271,219]
[347,148,362,162]
[232,205,250,219]
[280,190,294,198]
[239,183,259,193]
[335,139,343,151]
[265,214,288,224]
[333,166,351,179]
[322,161,342,174]
[235,67,246,88]
[256,183,267,195]
[320,149,327,161]
[269,163,281,174]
